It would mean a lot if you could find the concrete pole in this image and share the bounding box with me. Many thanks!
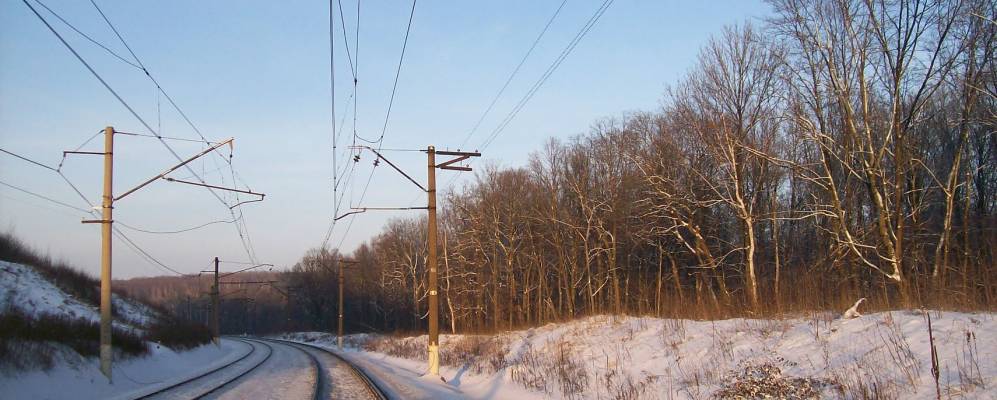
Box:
[212,256,220,346]
[427,146,440,376]
[338,260,344,350]
[99,126,114,382]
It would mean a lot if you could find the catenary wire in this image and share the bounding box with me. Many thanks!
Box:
[458,0,568,149]
[116,218,241,235]
[411,0,614,207]
[24,0,260,263]
[480,0,615,151]
[0,179,92,213]
[1,142,202,276]
[355,0,417,145]
[32,0,142,69]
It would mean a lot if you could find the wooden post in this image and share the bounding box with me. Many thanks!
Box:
[99,126,114,381]
[338,260,344,350]
[427,146,440,376]
[424,146,478,377]
[212,256,220,346]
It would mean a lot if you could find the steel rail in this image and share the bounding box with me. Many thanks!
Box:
[262,338,388,400]
[190,338,275,399]
[133,338,261,399]
[133,338,271,399]
[253,338,324,400]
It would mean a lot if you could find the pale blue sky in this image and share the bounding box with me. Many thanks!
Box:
[0,0,771,278]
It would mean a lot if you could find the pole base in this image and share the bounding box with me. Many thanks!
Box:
[428,344,440,376]
[100,343,112,383]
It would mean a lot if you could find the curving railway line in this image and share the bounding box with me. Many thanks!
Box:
[129,337,386,400]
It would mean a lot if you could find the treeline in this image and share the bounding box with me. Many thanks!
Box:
[285,0,997,334]
[119,272,289,334]
[153,0,996,335]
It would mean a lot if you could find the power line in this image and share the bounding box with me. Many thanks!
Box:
[330,0,339,228]
[458,0,569,149]
[322,159,358,249]
[0,147,98,208]
[480,0,615,151]
[356,0,418,145]
[0,192,86,219]
[345,0,361,149]
[0,179,91,213]
[420,0,613,206]
[86,0,236,225]
[336,0,357,81]
[58,130,104,170]
[218,260,259,265]
[116,217,240,235]
[113,131,226,145]
[336,0,419,248]
[88,0,221,154]
[0,147,58,172]
[112,226,191,276]
[87,0,235,213]
[87,0,232,168]
[0,173,190,276]
[32,0,142,69]
[25,0,261,263]
[88,0,143,69]
[0,180,187,277]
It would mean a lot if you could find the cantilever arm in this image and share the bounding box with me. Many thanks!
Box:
[115,138,234,201]
[352,145,427,192]
[164,177,265,198]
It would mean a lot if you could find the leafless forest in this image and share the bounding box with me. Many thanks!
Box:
[128,0,996,335]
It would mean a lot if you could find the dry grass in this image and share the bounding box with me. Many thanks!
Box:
[0,306,148,374]
[146,317,212,351]
[877,312,921,388]
[509,339,589,398]
[0,231,171,322]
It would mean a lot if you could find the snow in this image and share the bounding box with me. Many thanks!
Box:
[273,339,374,399]
[281,311,997,399]
[0,260,158,332]
[0,259,248,400]
[204,340,316,400]
[0,339,244,400]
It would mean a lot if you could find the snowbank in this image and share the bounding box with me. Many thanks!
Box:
[282,311,995,399]
[0,338,245,399]
[0,260,158,332]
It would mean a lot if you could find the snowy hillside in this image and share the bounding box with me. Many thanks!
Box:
[0,260,160,332]
[282,311,996,399]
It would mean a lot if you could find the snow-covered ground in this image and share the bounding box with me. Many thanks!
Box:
[0,260,159,332]
[0,338,245,400]
[281,311,996,399]
[1,259,244,399]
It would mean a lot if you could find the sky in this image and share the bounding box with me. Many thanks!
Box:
[0,0,772,279]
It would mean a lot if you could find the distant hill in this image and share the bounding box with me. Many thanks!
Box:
[117,271,281,306]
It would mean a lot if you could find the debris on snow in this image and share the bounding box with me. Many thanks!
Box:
[715,362,832,399]
[842,297,866,319]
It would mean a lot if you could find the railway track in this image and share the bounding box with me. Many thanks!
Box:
[132,336,382,400]
[258,338,389,400]
[133,337,275,400]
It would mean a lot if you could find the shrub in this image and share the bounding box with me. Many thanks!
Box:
[0,231,168,326]
[145,317,212,351]
[0,306,148,373]
[0,232,100,307]
[440,335,509,374]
